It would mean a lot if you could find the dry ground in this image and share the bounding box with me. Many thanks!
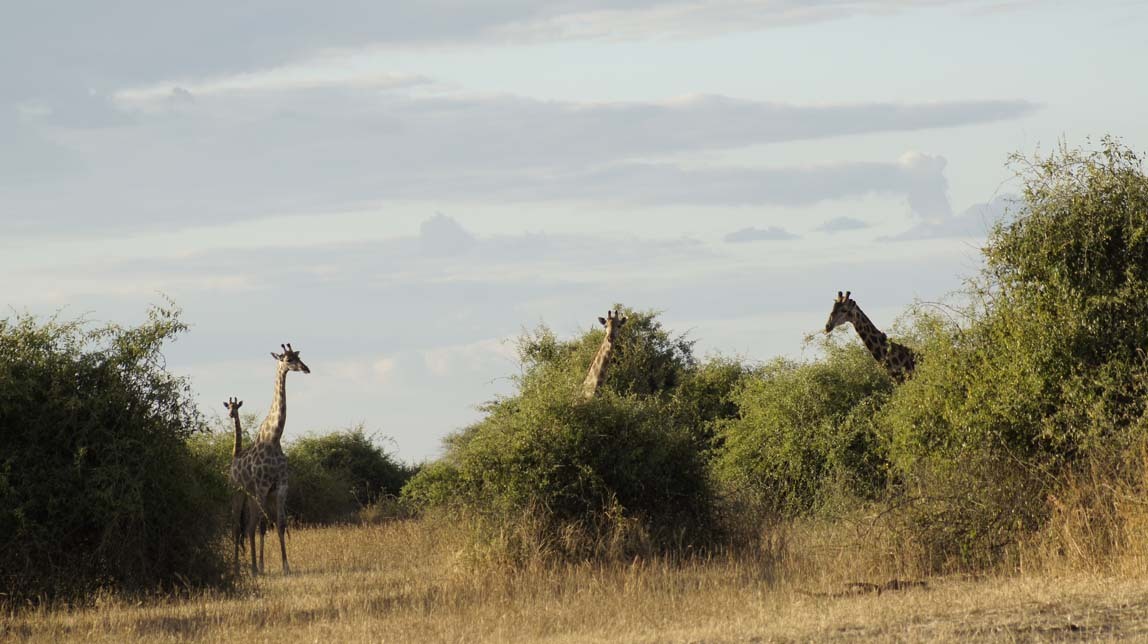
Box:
[5,520,1148,643]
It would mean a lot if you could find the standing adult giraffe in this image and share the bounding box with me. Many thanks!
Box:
[824,291,916,383]
[233,344,310,575]
[582,310,627,399]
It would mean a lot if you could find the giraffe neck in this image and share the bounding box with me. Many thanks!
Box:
[257,363,290,445]
[848,305,893,370]
[581,335,615,399]
[231,414,243,459]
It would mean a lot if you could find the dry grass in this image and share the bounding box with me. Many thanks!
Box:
[6,515,1148,643]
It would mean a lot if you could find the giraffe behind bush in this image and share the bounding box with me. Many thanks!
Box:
[825,291,916,383]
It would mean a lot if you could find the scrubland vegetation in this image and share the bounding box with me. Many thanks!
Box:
[6,139,1148,641]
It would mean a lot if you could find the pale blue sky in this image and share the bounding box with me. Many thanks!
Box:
[3,0,1145,460]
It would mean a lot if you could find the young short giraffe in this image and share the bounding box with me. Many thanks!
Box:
[232,343,310,575]
[825,291,916,383]
[226,397,270,573]
[224,396,252,572]
[582,310,627,399]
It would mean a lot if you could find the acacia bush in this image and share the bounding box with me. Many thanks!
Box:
[0,307,230,603]
[287,428,416,524]
[878,139,1148,570]
[403,308,746,559]
[712,337,895,521]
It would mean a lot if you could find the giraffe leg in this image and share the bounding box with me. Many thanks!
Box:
[258,517,267,574]
[231,491,246,574]
[257,493,269,574]
[275,482,290,575]
[245,496,263,576]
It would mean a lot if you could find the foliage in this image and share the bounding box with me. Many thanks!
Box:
[0,306,231,603]
[286,427,417,524]
[877,138,1148,569]
[712,337,894,519]
[403,307,745,558]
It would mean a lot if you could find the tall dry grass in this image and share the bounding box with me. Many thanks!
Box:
[7,495,1148,643]
[1017,442,1148,578]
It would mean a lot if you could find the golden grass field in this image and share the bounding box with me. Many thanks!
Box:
[7,516,1148,643]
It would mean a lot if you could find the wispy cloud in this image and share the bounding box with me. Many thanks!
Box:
[818,216,871,233]
[724,226,799,243]
[2,84,1035,238]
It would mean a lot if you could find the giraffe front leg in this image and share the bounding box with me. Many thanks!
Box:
[258,514,267,574]
[231,491,246,574]
[274,482,290,575]
[245,496,263,576]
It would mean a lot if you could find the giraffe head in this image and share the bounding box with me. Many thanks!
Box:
[825,291,857,333]
[224,396,243,418]
[597,310,628,342]
[271,343,311,374]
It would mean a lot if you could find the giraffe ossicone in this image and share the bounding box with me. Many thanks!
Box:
[825,291,916,383]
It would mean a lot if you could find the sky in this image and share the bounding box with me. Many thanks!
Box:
[3,1,1147,461]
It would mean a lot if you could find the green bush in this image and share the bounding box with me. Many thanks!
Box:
[877,139,1148,569]
[403,308,741,558]
[712,337,894,519]
[286,427,416,525]
[0,307,231,603]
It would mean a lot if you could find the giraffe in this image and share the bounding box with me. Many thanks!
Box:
[225,397,270,573]
[825,291,916,383]
[232,343,310,575]
[224,396,253,572]
[582,310,627,399]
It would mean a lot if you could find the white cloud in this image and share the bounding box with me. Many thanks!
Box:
[328,356,400,388]
[885,194,1018,240]
[422,337,518,378]
[372,357,398,381]
[490,0,996,43]
[897,151,953,222]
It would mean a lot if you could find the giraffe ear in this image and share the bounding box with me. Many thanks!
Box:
[237,401,243,408]
[618,317,627,327]
[271,352,281,360]
[224,402,229,409]
[598,317,607,326]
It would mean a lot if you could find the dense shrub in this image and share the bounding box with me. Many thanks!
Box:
[878,139,1148,569]
[403,308,744,558]
[0,307,231,603]
[286,427,416,524]
[713,338,894,519]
